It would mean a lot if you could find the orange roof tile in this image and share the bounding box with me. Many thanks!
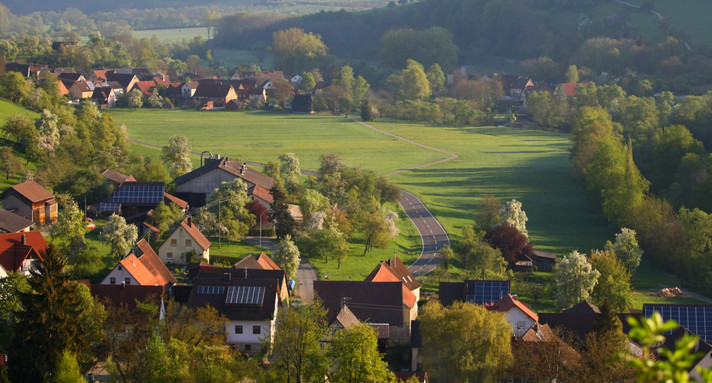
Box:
[365,263,416,307]
[135,80,156,96]
[181,217,211,251]
[164,192,188,209]
[251,185,274,204]
[494,294,538,322]
[5,181,53,203]
[135,239,176,285]
[256,252,281,271]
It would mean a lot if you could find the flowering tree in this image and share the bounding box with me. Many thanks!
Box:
[555,250,600,309]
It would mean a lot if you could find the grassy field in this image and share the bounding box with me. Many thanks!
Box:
[0,99,39,120]
[133,27,209,42]
[370,119,614,255]
[112,109,613,255]
[110,109,447,175]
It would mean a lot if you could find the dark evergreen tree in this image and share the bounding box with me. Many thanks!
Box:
[360,99,374,122]
[271,181,296,239]
[9,244,103,382]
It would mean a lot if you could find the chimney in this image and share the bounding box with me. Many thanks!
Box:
[224,272,231,282]
[21,234,26,245]
[187,216,192,227]
[121,281,126,290]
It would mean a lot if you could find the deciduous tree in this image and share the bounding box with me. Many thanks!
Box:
[555,250,600,309]
[272,28,328,73]
[279,152,301,195]
[498,199,528,237]
[611,227,644,274]
[0,146,22,180]
[273,235,300,278]
[420,301,513,382]
[590,250,632,312]
[100,213,138,261]
[271,300,329,383]
[161,135,192,178]
[329,324,395,383]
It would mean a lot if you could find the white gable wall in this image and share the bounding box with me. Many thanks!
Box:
[505,307,536,338]
[158,226,209,265]
[100,264,138,285]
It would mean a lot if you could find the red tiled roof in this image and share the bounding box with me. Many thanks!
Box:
[5,181,53,203]
[492,294,538,322]
[135,239,176,285]
[92,69,110,81]
[153,76,171,87]
[256,252,281,271]
[251,185,274,204]
[118,239,176,287]
[180,217,211,251]
[559,83,589,97]
[135,80,156,96]
[365,256,421,292]
[163,192,188,209]
[0,231,47,272]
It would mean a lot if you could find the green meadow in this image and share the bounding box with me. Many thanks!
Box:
[132,27,209,42]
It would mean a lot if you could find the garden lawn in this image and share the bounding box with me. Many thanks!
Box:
[0,99,39,120]
[370,119,613,256]
[110,109,447,175]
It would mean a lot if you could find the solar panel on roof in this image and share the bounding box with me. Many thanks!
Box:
[225,286,265,305]
[197,285,224,295]
[99,202,121,212]
[644,304,712,343]
[467,281,510,305]
[109,184,164,205]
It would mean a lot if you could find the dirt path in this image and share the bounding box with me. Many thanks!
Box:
[349,118,459,176]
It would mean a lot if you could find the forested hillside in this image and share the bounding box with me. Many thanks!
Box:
[216,0,712,89]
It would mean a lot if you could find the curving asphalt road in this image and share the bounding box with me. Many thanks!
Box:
[399,190,451,277]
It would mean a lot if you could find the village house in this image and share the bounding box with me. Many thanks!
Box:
[181,81,199,99]
[100,238,177,291]
[91,86,117,108]
[193,79,238,108]
[105,71,139,94]
[0,231,47,277]
[157,217,211,265]
[531,250,557,272]
[313,280,417,344]
[1,181,58,225]
[190,270,281,355]
[0,209,34,234]
[69,80,94,100]
[173,155,275,208]
[438,280,511,307]
[489,293,538,338]
[192,259,290,303]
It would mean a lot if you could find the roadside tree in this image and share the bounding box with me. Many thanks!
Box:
[273,235,300,278]
[329,324,395,383]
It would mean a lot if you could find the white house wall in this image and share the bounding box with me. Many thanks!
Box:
[100,265,138,285]
[505,307,536,338]
[158,227,209,265]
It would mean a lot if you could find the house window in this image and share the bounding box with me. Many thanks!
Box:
[110,277,116,284]
[170,239,177,246]
[124,278,131,285]
[118,265,122,270]
[244,344,252,351]
[185,239,192,246]
[253,326,260,335]
[235,325,243,334]
[516,321,526,329]
[167,252,173,261]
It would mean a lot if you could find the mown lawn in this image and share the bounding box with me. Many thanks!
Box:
[0,99,39,120]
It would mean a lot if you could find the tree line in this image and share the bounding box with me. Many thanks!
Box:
[567,88,712,294]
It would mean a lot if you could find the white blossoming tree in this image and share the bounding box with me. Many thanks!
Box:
[555,250,601,309]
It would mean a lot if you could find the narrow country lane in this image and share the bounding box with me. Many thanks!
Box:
[399,190,450,277]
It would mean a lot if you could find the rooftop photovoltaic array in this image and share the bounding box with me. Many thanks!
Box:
[466,281,511,305]
[99,202,121,212]
[109,184,164,205]
[644,304,712,343]
[225,286,265,305]
[196,285,225,295]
